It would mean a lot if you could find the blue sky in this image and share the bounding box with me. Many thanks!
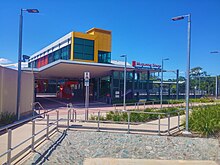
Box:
[0,0,220,78]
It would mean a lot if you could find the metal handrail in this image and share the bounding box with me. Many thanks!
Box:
[31,102,44,111]
[0,107,58,132]
[0,108,69,165]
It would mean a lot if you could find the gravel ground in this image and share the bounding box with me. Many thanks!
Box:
[23,130,219,165]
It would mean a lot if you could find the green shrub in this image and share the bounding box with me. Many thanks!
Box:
[184,105,220,137]
[0,112,16,127]
[90,107,184,123]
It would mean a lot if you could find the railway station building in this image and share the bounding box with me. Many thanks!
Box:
[24,28,166,103]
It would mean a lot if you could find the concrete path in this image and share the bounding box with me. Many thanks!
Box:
[84,158,219,165]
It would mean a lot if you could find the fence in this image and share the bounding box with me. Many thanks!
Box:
[73,108,185,136]
[0,103,74,165]
[113,100,183,110]
[0,102,185,164]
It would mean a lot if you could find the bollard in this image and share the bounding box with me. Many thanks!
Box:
[127,111,130,134]
[7,129,12,165]
[152,101,154,108]
[56,110,59,132]
[168,114,170,134]
[97,111,100,132]
[177,112,180,130]
[158,115,161,135]
[31,120,35,152]
[46,114,49,139]
[144,103,146,109]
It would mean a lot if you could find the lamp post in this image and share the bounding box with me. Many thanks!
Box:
[16,9,39,120]
[172,14,191,134]
[210,51,220,99]
[160,58,169,109]
[121,55,127,110]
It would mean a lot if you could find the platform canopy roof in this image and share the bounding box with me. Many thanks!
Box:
[22,60,135,79]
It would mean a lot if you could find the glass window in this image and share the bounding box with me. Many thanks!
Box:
[73,37,94,61]
[74,38,84,45]
[74,44,83,53]
[84,46,94,54]
[48,53,54,63]
[84,39,94,46]
[98,51,111,63]
[84,54,94,60]
[61,45,70,60]
[74,52,83,59]
[54,50,60,61]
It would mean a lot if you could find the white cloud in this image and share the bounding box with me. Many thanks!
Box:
[0,62,28,70]
[0,58,11,64]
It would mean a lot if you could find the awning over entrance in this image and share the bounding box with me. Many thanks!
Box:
[22,60,135,79]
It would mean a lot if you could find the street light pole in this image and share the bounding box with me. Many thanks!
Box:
[160,58,169,109]
[210,51,220,100]
[16,9,39,120]
[121,55,127,110]
[172,14,191,134]
[216,76,218,99]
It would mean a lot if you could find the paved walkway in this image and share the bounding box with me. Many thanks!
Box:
[84,158,219,165]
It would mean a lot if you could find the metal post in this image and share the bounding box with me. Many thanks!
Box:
[216,76,218,99]
[168,114,170,134]
[158,115,161,135]
[97,111,100,132]
[67,110,70,129]
[85,85,89,121]
[72,109,74,122]
[7,129,12,165]
[16,9,23,121]
[31,120,35,151]
[56,110,59,132]
[176,69,179,100]
[178,112,180,130]
[127,111,130,134]
[121,55,127,110]
[74,110,77,122]
[46,114,49,139]
[160,59,163,109]
[184,14,191,134]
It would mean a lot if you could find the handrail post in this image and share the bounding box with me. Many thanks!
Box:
[31,120,35,152]
[158,114,161,135]
[178,112,180,130]
[127,111,130,134]
[67,109,70,130]
[71,109,74,122]
[74,110,77,122]
[56,110,59,132]
[7,129,12,165]
[168,113,170,134]
[97,111,100,132]
[46,114,49,139]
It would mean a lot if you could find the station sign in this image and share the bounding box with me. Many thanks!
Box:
[84,72,90,80]
[132,61,161,68]
[84,79,89,87]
